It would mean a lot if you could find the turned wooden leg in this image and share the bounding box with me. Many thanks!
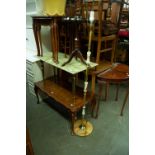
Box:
[34,85,40,104]
[120,89,129,116]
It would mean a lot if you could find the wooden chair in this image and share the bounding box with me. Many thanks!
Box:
[79,1,126,99]
[79,1,118,96]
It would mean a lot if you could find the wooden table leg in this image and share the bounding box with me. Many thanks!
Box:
[33,21,42,56]
[70,112,77,135]
[120,88,129,116]
[33,21,40,56]
[50,18,59,63]
[36,24,43,56]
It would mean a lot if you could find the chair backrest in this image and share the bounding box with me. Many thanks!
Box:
[81,0,109,20]
[80,0,110,41]
[110,0,127,29]
[96,34,116,68]
[111,2,121,25]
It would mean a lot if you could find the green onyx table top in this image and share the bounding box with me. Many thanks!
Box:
[38,52,98,74]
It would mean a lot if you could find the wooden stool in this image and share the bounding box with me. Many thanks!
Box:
[92,63,129,118]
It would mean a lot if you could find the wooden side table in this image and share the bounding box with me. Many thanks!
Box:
[91,63,129,118]
[34,78,94,135]
[34,52,97,135]
[32,16,62,63]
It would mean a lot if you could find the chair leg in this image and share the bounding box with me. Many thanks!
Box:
[120,89,129,116]
[91,73,96,97]
[91,95,101,119]
[105,82,109,101]
[92,82,103,118]
[115,83,120,101]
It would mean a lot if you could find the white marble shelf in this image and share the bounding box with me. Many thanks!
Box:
[40,52,98,74]
[26,50,98,74]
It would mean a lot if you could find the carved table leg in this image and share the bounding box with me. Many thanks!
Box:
[34,85,40,104]
[50,19,59,63]
[33,21,42,56]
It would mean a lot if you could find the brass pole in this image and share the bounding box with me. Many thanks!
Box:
[74,11,94,136]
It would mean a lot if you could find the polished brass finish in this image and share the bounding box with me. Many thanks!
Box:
[74,13,94,136]
[74,119,93,136]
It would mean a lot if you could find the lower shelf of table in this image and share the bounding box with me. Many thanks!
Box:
[34,78,92,112]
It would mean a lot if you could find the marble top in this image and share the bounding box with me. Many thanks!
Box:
[26,49,41,62]
[39,52,98,74]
